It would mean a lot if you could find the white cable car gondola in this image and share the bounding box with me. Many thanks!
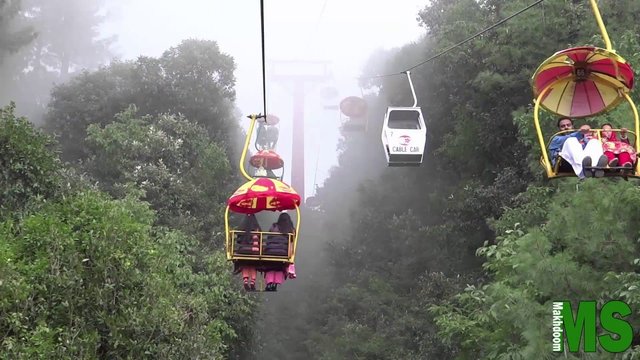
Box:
[381,71,426,166]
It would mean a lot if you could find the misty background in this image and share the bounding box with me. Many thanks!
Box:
[3,0,426,199]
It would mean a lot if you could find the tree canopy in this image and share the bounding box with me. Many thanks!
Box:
[1,39,253,357]
[0,0,35,64]
[43,39,239,162]
[83,106,233,245]
[0,0,115,123]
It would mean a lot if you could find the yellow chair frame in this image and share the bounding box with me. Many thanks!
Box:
[224,114,301,264]
[224,206,300,263]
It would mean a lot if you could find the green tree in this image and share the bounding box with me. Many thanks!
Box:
[0,102,60,218]
[83,106,233,245]
[0,189,254,359]
[44,39,240,162]
[0,0,35,64]
[431,181,640,359]
[18,0,114,78]
[0,106,255,358]
[0,0,115,123]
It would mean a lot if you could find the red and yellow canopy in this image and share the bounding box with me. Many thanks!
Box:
[227,177,300,214]
[532,46,634,118]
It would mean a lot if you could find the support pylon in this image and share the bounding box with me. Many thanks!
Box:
[270,60,331,202]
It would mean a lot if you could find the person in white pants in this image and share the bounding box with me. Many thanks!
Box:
[560,132,607,178]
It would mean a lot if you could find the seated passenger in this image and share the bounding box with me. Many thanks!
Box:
[234,214,261,291]
[548,117,607,178]
[264,213,296,291]
[235,214,260,255]
[549,117,579,171]
[600,123,636,168]
[263,229,289,256]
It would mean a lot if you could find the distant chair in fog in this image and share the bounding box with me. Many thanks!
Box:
[380,71,426,167]
[264,125,279,150]
[256,123,268,149]
[255,123,279,150]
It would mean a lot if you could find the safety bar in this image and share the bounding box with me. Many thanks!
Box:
[228,230,293,261]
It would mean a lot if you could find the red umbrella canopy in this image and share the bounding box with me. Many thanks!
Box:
[340,96,367,118]
[227,177,301,214]
[250,150,284,170]
[532,46,634,118]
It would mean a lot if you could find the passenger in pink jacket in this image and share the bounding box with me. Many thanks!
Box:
[234,214,261,291]
[264,213,296,291]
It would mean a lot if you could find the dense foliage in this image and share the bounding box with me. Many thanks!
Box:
[0,103,61,217]
[43,39,240,162]
[431,181,640,359]
[83,106,233,245]
[1,38,253,356]
[0,189,252,359]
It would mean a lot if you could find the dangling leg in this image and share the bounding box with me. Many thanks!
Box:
[249,267,257,291]
[560,138,587,177]
[271,270,285,291]
[241,267,251,291]
[584,139,607,177]
[604,151,617,167]
[618,152,632,168]
[265,271,275,291]
[583,139,604,165]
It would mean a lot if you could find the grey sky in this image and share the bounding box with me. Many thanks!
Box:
[102,0,426,199]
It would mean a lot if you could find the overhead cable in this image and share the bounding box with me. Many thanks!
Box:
[360,0,546,80]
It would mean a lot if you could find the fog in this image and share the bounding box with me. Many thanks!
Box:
[101,0,426,198]
[100,5,427,357]
[98,4,427,358]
